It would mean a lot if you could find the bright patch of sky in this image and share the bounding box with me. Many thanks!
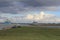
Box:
[44,11,60,17]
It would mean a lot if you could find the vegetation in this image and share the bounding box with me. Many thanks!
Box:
[0,27,60,40]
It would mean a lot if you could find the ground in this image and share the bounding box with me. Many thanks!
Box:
[0,27,60,40]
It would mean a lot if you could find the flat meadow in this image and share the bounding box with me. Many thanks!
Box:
[0,27,60,40]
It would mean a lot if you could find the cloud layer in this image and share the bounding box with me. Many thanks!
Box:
[9,11,60,23]
[0,11,60,23]
[0,0,60,14]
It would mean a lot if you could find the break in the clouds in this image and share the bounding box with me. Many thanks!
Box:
[0,0,60,13]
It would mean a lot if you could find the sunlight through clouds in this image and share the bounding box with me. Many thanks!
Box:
[0,11,60,23]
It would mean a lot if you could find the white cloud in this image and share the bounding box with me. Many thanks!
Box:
[22,11,60,23]
[25,14,34,20]
[0,11,60,23]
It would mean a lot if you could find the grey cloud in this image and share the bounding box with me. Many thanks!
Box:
[0,0,60,14]
[17,0,60,6]
[35,0,59,6]
[0,0,60,7]
[0,1,27,14]
[20,0,43,7]
[0,0,12,7]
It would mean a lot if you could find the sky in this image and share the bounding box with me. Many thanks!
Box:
[0,0,60,23]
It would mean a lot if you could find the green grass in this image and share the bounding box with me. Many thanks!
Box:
[0,27,60,40]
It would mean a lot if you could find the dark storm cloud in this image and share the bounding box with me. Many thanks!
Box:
[0,0,12,7]
[19,0,60,6]
[0,0,60,7]
[0,1,27,14]
[9,0,60,6]
[35,0,60,6]
[0,0,60,14]
[19,0,43,7]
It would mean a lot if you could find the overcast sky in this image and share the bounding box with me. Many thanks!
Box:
[0,0,60,13]
[0,0,60,23]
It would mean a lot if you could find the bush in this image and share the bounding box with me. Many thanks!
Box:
[12,25,16,28]
[17,26,21,28]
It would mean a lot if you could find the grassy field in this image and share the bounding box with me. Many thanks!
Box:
[0,27,60,40]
